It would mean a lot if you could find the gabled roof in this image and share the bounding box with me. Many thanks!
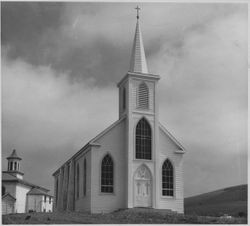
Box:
[2,193,16,201]
[90,117,125,143]
[159,123,186,152]
[52,117,125,176]
[2,172,50,192]
[27,187,53,197]
[129,19,148,74]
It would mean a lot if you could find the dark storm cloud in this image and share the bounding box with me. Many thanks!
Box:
[1,2,63,63]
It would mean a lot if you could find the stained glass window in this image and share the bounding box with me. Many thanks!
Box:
[101,154,113,193]
[162,159,174,196]
[136,118,151,160]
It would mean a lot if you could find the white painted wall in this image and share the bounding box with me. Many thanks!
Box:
[15,184,30,213]
[27,195,43,212]
[27,195,53,212]
[157,127,184,213]
[90,119,126,213]
[42,196,53,212]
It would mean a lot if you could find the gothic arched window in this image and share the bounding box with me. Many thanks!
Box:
[101,154,113,193]
[83,158,86,196]
[138,82,149,109]
[162,159,174,196]
[76,163,80,198]
[136,118,152,160]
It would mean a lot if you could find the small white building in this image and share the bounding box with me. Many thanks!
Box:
[2,149,53,214]
[53,9,185,214]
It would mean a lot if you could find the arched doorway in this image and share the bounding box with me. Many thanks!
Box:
[134,165,152,207]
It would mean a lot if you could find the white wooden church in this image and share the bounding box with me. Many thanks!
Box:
[53,8,185,214]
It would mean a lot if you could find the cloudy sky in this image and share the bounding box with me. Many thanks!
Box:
[1,2,248,197]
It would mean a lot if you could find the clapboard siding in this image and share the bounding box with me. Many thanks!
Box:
[74,151,91,212]
[158,128,184,213]
[2,196,15,214]
[90,119,126,213]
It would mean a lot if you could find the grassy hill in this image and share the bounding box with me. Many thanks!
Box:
[2,208,247,224]
[185,184,247,217]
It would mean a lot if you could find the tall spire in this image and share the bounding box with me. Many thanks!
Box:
[129,6,148,74]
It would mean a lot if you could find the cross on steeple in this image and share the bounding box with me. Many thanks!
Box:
[135,6,141,19]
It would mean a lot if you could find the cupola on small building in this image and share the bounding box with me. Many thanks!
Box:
[2,149,53,214]
[53,7,185,214]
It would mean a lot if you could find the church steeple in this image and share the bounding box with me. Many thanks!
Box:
[129,6,148,74]
[6,149,24,179]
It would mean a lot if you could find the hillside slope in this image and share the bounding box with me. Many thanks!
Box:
[185,184,247,217]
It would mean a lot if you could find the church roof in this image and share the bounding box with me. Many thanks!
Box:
[52,117,126,176]
[2,172,50,193]
[7,149,22,160]
[159,123,186,152]
[129,15,148,74]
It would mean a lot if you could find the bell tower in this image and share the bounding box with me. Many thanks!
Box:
[117,6,161,208]
[6,149,24,179]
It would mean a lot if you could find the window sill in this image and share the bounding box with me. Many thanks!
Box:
[99,192,115,196]
[133,158,153,162]
[161,195,175,199]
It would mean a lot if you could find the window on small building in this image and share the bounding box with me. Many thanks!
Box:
[123,87,126,110]
[162,159,174,196]
[83,158,87,196]
[2,186,6,196]
[44,195,46,202]
[137,82,149,109]
[101,154,113,193]
[10,162,13,170]
[14,162,17,171]
[136,118,152,160]
[49,197,51,204]
[55,178,59,207]
[76,163,80,198]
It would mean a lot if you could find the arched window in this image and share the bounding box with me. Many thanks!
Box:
[136,118,152,160]
[83,158,86,196]
[14,162,17,171]
[76,163,80,198]
[123,87,126,110]
[101,154,113,193]
[138,82,149,109]
[10,162,13,171]
[162,159,174,196]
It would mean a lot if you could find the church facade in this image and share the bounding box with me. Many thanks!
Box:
[53,10,185,214]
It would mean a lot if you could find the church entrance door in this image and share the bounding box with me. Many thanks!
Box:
[134,165,152,207]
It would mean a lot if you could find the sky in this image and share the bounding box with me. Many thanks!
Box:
[1,2,248,198]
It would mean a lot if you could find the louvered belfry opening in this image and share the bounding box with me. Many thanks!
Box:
[101,154,114,193]
[138,82,149,109]
[162,159,174,196]
[136,118,152,160]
